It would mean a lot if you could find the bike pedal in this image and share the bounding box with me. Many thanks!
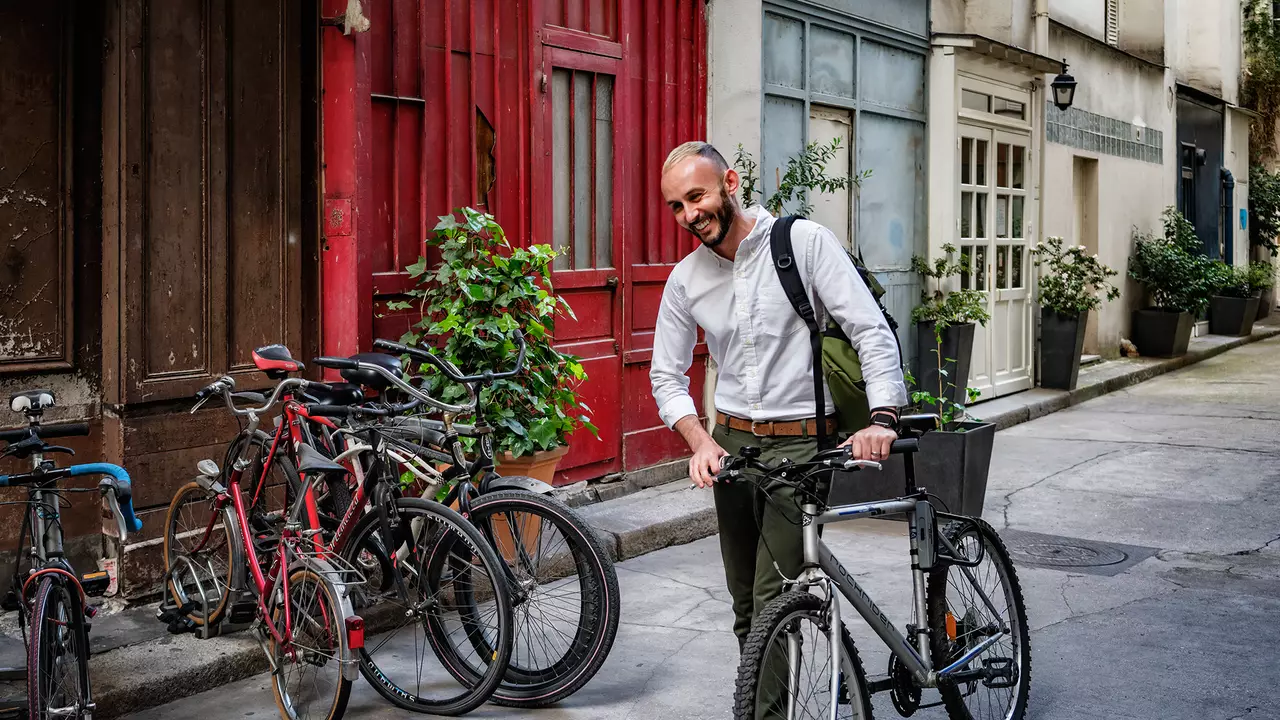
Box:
[981,657,1016,689]
[80,571,110,598]
[225,591,258,626]
[84,604,100,620]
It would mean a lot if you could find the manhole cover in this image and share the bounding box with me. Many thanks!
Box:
[999,529,1159,577]
[1010,541,1126,568]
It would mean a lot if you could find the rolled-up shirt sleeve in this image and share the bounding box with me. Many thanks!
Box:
[649,277,700,429]
[807,225,908,410]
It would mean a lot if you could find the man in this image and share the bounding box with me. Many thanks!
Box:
[650,141,908,648]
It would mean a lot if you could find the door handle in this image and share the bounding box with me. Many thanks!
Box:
[606,275,619,287]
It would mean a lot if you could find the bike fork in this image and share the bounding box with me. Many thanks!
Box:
[827,578,843,720]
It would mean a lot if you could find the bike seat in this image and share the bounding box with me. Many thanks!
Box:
[340,353,402,392]
[303,382,365,407]
[898,414,940,435]
[10,390,54,414]
[252,345,305,378]
[296,443,348,476]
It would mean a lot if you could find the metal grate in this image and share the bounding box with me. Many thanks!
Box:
[1000,529,1159,577]
[1105,0,1119,46]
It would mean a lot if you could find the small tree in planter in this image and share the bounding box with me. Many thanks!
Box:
[910,244,990,406]
[1207,262,1261,336]
[392,208,597,485]
[1127,208,1218,357]
[1247,259,1277,319]
[1030,237,1121,390]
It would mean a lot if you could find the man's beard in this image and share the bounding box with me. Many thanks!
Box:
[687,188,738,248]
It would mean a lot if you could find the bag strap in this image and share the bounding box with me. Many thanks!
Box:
[769,215,833,450]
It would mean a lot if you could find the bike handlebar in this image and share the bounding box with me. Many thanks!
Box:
[373,329,527,384]
[0,422,90,444]
[0,463,142,539]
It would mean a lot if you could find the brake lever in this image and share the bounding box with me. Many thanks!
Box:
[189,395,211,415]
[41,445,75,456]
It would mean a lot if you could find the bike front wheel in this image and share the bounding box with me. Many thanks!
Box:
[27,576,92,720]
[927,518,1032,720]
[733,590,873,720]
[268,566,354,720]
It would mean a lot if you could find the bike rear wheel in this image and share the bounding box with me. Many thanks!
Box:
[27,576,91,720]
[339,497,514,715]
[162,481,236,627]
[733,590,873,720]
[268,566,353,720]
[927,518,1031,720]
[437,489,620,707]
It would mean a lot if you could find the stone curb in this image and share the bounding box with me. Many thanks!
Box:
[93,633,266,719]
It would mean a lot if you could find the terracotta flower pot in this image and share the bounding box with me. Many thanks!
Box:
[494,444,570,485]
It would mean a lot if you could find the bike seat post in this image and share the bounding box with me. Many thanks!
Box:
[903,448,917,495]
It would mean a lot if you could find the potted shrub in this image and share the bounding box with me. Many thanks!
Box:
[1127,208,1217,357]
[1207,261,1261,336]
[1030,237,1121,390]
[392,208,597,485]
[1248,260,1276,319]
[909,244,990,406]
[1249,165,1280,317]
[828,371,994,518]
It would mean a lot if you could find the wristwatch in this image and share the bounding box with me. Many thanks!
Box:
[869,408,899,431]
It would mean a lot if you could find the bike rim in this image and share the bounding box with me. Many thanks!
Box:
[756,609,860,720]
[165,485,233,621]
[939,531,1023,720]
[273,571,345,720]
[35,584,86,719]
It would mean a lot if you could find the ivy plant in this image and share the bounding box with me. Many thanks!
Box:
[1128,208,1219,315]
[1030,236,1121,316]
[909,244,990,328]
[1249,164,1280,257]
[389,208,597,459]
[1243,0,1280,162]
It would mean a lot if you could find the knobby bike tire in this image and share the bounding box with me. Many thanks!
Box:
[28,576,92,720]
[162,481,236,627]
[927,518,1032,720]
[433,489,620,707]
[733,591,873,720]
[268,566,353,720]
[339,497,515,716]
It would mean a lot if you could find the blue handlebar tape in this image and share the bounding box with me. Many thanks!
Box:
[68,463,143,533]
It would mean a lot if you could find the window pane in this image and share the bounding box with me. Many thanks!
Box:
[810,26,855,98]
[1012,196,1024,239]
[961,191,972,238]
[961,138,972,185]
[997,245,1009,289]
[551,69,572,270]
[594,76,614,268]
[860,40,924,112]
[960,244,972,290]
[975,245,987,291]
[976,140,988,185]
[996,195,1008,238]
[962,89,989,113]
[573,71,592,270]
[997,144,1009,188]
[993,97,1025,119]
[1012,245,1024,288]
[976,193,987,238]
[763,12,804,89]
[1012,145,1025,189]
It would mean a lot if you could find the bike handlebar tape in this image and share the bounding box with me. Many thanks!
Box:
[890,439,919,455]
[69,463,143,534]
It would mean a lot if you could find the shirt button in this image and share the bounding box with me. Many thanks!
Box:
[752,403,761,410]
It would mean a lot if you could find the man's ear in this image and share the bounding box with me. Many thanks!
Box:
[722,167,742,197]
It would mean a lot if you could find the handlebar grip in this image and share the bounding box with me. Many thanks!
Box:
[372,339,411,355]
[305,404,355,418]
[890,439,919,455]
[36,422,91,439]
[313,356,359,371]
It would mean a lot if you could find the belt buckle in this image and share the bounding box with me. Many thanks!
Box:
[750,421,769,437]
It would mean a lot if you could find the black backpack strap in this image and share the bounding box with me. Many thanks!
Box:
[769,215,833,449]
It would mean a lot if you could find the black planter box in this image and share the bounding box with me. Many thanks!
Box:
[914,321,975,407]
[1039,308,1085,390]
[1259,287,1274,320]
[1131,309,1193,358]
[827,420,995,518]
[1209,295,1260,336]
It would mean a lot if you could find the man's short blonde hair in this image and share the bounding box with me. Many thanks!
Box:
[662,141,729,175]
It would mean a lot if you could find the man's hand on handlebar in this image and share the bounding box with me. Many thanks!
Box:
[840,424,898,463]
[688,437,729,489]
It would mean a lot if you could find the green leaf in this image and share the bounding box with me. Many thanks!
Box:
[406,257,429,278]
[386,300,412,311]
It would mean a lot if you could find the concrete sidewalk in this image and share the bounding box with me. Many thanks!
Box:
[3,320,1277,718]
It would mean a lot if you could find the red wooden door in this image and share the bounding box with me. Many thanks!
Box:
[536,43,624,482]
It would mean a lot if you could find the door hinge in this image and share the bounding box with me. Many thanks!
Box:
[539,72,548,94]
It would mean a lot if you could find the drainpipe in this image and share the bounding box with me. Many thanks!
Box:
[1033,0,1050,382]
[1034,0,1049,53]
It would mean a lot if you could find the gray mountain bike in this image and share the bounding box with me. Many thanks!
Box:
[729,414,1031,720]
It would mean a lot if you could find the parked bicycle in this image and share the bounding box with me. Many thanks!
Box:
[159,348,516,717]
[0,390,142,720]
[300,333,621,708]
[157,370,373,720]
[728,414,1031,720]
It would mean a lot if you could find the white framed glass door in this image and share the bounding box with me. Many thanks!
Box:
[957,124,1034,399]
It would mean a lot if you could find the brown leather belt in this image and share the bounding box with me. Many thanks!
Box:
[716,412,836,438]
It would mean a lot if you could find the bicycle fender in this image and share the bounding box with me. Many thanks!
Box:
[286,556,362,682]
[486,474,553,495]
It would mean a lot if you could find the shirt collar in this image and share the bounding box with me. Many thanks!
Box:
[699,204,774,266]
